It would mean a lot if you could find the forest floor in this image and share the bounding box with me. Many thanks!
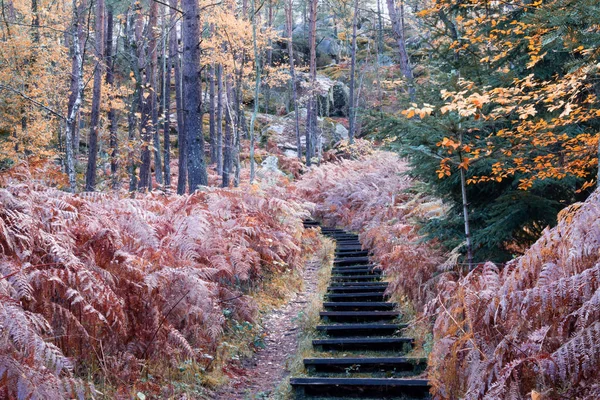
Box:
[212,258,323,399]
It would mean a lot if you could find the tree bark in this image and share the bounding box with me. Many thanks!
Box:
[263,0,273,114]
[458,131,473,268]
[305,0,317,166]
[348,0,358,143]
[182,0,208,191]
[209,61,217,164]
[385,0,415,100]
[169,0,186,194]
[249,0,260,182]
[85,0,105,191]
[150,0,163,186]
[216,64,224,175]
[65,0,84,193]
[126,4,144,192]
[222,75,234,187]
[285,0,301,158]
[105,4,119,189]
[162,5,171,187]
[138,0,159,191]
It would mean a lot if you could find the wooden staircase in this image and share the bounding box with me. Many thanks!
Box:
[290,221,430,399]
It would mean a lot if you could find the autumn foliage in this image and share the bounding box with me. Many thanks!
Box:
[0,167,312,398]
[429,189,600,398]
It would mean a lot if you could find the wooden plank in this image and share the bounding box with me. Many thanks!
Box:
[304,357,426,366]
[290,377,429,386]
[323,302,396,311]
[320,311,399,318]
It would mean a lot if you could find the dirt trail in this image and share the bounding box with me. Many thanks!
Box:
[213,259,322,399]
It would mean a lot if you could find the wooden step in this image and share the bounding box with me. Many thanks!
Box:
[332,266,380,274]
[335,244,364,250]
[332,263,376,269]
[327,286,387,293]
[334,257,371,266]
[320,311,400,322]
[290,377,430,398]
[303,220,319,225]
[326,292,387,301]
[335,250,369,257]
[331,268,383,277]
[323,302,396,311]
[335,240,362,245]
[303,357,427,374]
[336,247,366,252]
[331,275,382,282]
[316,323,406,336]
[328,281,389,287]
[313,337,414,351]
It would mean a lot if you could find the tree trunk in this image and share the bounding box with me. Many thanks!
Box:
[65,0,84,193]
[66,0,86,157]
[209,62,217,164]
[85,0,105,191]
[150,0,163,186]
[170,0,186,194]
[216,64,224,175]
[249,0,260,182]
[138,0,159,191]
[348,0,358,143]
[137,14,151,190]
[263,0,273,114]
[162,5,171,187]
[385,0,415,100]
[106,4,119,189]
[222,75,234,187]
[305,0,317,166]
[126,4,144,192]
[285,0,301,158]
[182,0,208,191]
[458,131,473,268]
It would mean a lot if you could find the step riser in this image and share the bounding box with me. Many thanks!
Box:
[326,295,386,302]
[305,361,426,375]
[331,277,382,282]
[312,340,413,352]
[332,271,381,276]
[328,287,387,293]
[321,315,398,323]
[335,251,369,257]
[293,384,430,399]
[335,246,364,251]
[317,328,400,336]
[334,258,371,267]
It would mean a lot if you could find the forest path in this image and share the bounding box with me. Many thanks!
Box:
[213,258,323,399]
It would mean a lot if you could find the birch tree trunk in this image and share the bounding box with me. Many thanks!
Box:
[348,0,358,143]
[65,0,84,193]
[285,0,302,158]
[106,4,119,189]
[171,0,186,194]
[209,62,217,164]
[249,0,260,182]
[216,64,224,175]
[85,0,105,191]
[222,75,234,187]
[150,0,163,186]
[162,5,171,187]
[305,0,317,166]
[182,0,208,191]
[458,131,473,268]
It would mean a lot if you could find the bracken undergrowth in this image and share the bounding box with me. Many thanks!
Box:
[297,151,600,399]
[0,165,315,399]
